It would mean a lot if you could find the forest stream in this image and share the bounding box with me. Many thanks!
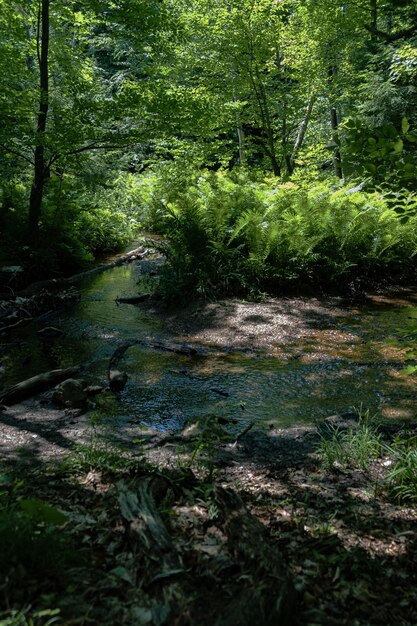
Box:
[1,251,417,460]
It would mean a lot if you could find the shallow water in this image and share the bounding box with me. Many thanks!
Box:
[2,259,417,432]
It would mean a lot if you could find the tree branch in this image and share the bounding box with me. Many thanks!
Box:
[364,23,417,42]
[48,141,136,166]
[0,144,34,166]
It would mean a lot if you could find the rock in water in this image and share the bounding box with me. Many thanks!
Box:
[109,369,128,392]
[53,378,87,409]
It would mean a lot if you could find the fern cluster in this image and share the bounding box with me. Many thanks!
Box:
[136,166,417,300]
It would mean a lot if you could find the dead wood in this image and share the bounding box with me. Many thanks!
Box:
[107,339,200,394]
[108,341,138,372]
[17,246,146,297]
[0,366,81,405]
[118,477,184,580]
[148,341,198,356]
[108,341,137,392]
[0,317,32,335]
[214,486,296,626]
[116,294,152,304]
[230,421,254,448]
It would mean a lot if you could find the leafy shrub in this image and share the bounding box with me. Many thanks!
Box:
[135,165,417,301]
[0,506,84,613]
[75,207,133,255]
[0,470,85,616]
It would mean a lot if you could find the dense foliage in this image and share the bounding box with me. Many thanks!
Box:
[1,0,416,288]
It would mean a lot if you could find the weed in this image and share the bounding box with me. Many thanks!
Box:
[0,504,84,614]
[62,439,139,475]
[0,608,61,626]
[385,432,417,503]
[180,416,231,481]
[317,418,383,470]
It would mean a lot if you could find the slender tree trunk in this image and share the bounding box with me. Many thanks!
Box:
[327,67,343,179]
[370,0,377,31]
[237,126,245,165]
[233,91,245,165]
[369,0,378,43]
[29,0,50,233]
[288,93,316,174]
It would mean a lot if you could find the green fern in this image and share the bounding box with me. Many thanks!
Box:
[135,165,417,300]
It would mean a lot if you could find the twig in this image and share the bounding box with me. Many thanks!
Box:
[230,421,255,448]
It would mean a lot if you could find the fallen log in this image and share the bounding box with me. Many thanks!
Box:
[17,246,146,297]
[116,294,152,304]
[108,341,137,393]
[149,341,198,356]
[214,486,296,626]
[230,421,254,448]
[0,366,81,406]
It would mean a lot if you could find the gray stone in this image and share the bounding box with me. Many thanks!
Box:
[53,378,87,409]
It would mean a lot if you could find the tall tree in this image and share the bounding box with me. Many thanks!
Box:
[29,0,49,232]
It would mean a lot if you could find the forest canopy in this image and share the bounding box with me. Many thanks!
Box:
[1,0,416,293]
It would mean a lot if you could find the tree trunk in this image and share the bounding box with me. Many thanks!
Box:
[233,92,245,165]
[370,0,377,33]
[327,67,343,179]
[29,0,50,233]
[288,93,316,174]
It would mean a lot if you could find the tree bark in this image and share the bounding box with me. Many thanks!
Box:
[370,0,377,36]
[29,0,50,233]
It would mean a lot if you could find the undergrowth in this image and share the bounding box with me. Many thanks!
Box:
[136,166,417,301]
[317,420,383,470]
[386,432,417,504]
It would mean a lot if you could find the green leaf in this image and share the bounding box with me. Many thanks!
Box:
[403,163,417,178]
[20,499,68,526]
[0,473,13,488]
[117,481,140,521]
[391,138,404,154]
[110,566,134,584]
[401,117,410,134]
[405,133,417,143]
[365,162,377,174]
[400,365,417,376]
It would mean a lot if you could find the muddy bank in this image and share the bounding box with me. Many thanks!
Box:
[146,286,417,353]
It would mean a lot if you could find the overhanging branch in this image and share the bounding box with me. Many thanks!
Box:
[48,141,137,166]
[364,23,417,42]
